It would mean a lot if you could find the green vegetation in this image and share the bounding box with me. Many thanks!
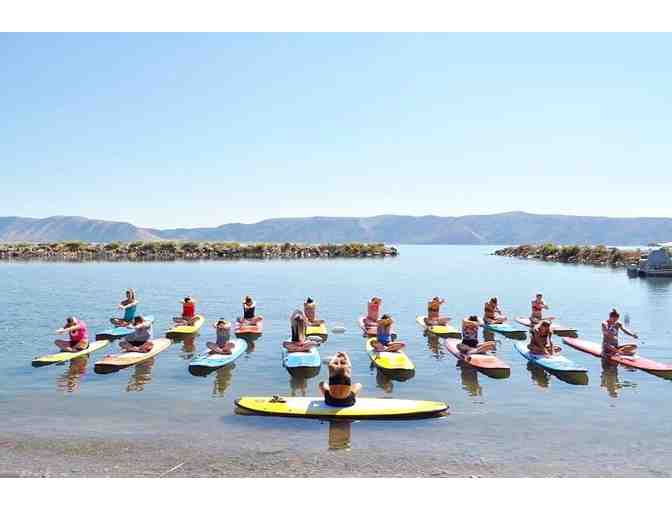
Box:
[494,243,640,268]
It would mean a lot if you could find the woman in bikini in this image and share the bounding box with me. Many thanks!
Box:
[207,319,234,355]
[304,297,324,326]
[238,296,263,325]
[602,309,638,356]
[55,317,89,352]
[530,293,554,324]
[319,352,362,407]
[484,297,507,324]
[425,297,450,326]
[364,296,382,327]
[527,320,559,356]
[111,289,139,327]
[371,314,405,352]
[283,310,319,353]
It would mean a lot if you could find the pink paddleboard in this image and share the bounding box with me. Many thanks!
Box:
[235,319,264,336]
[563,337,672,376]
[445,338,510,372]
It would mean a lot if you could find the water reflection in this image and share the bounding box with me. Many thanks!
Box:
[426,334,445,360]
[289,373,310,397]
[180,336,197,360]
[600,358,638,398]
[527,362,551,388]
[525,361,589,387]
[376,369,394,394]
[56,356,88,393]
[327,420,352,451]
[126,358,156,392]
[458,361,483,397]
[212,366,234,397]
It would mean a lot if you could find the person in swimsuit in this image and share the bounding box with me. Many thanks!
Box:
[425,297,450,326]
[55,317,89,352]
[207,319,234,354]
[364,296,382,327]
[530,293,554,323]
[602,309,638,356]
[319,352,362,407]
[371,314,406,352]
[527,320,559,356]
[283,310,318,353]
[111,289,139,326]
[119,316,154,353]
[238,296,263,325]
[458,315,482,353]
[484,297,507,324]
[303,297,324,326]
[173,296,197,326]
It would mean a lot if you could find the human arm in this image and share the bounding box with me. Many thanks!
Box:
[619,322,638,339]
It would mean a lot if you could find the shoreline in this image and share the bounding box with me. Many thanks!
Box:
[493,244,640,268]
[0,242,398,262]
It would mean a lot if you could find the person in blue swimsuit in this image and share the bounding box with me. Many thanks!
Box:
[371,314,405,352]
[110,289,139,326]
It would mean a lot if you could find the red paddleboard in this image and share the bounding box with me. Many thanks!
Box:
[235,319,264,337]
[445,338,510,374]
[563,337,672,377]
[515,317,577,336]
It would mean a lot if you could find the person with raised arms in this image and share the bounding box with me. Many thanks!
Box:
[319,352,362,407]
[54,317,89,352]
[303,297,324,326]
[207,319,234,355]
[363,296,382,328]
[372,314,405,352]
[238,295,263,324]
[530,293,554,323]
[483,297,507,324]
[602,309,638,356]
[173,296,197,326]
[110,289,139,327]
[283,310,318,353]
[119,316,154,353]
[527,320,559,356]
[424,296,450,326]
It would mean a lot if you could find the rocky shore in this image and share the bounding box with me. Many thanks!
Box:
[494,244,640,267]
[0,241,398,262]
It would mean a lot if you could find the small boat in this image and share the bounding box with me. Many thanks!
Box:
[94,338,172,373]
[96,316,155,341]
[189,338,247,371]
[513,341,587,374]
[306,322,328,340]
[365,337,414,372]
[563,337,672,379]
[166,315,205,339]
[235,396,447,420]
[32,340,110,367]
[235,319,264,340]
[444,338,510,378]
[415,315,461,338]
[514,317,577,337]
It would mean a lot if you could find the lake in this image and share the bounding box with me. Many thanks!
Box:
[1,245,671,476]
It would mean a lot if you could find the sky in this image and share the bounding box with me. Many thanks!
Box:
[1,33,671,229]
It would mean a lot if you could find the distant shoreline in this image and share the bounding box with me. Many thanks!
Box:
[493,244,640,268]
[0,241,398,262]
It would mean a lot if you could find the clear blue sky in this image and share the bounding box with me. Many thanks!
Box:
[1,33,671,228]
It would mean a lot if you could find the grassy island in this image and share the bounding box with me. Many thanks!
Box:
[494,244,640,267]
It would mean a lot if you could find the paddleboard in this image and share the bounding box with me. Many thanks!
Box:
[358,316,397,339]
[306,322,328,339]
[94,338,172,372]
[444,338,510,373]
[235,319,264,338]
[32,340,110,367]
[235,396,447,420]
[416,315,461,338]
[513,340,587,373]
[563,337,672,377]
[189,338,247,370]
[282,345,321,369]
[515,317,577,336]
[96,316,155,340]
[166,315,205,338]
[483,321,527,336]
[365,338,415,371]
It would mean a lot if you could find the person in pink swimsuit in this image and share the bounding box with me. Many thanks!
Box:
[425,297,450,326]
[483,297,507,324]
[304,297,324,326]
[602,309,638,355]
[530,293,555,323]
[54,317,89,352]
[364,297,381,327]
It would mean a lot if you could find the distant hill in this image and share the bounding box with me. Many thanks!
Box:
[2,212,672,245]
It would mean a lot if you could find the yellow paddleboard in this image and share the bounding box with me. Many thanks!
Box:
[365,338,415,371]
[235,396,447,420]
[306,322,328,339]
[415,316,461,338]
[94,338,172,371]
[166,315,205,338]
[32,340,110,367]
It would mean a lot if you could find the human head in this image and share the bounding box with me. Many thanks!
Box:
[126,288,136,300]
[490,297,498,304]
[133,316,144,325]
[306,297,314,304]
[64,317,77,327]
[609,309,620,320]
[184,296,192,303]
[536,293,543,299]
[468,315,479,322]
[538,320,551,334]
[244,296,253,305]
[216,318,230,328]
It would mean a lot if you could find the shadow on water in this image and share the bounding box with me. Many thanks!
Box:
[55,356,88,393]
[126,358,156,392]
[526,361,589,387]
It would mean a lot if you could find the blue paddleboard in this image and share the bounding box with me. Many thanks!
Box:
[190,338,247,369]
[96,316,154,340]
[483,321,527,335]
[282,345,321,369]
[514,341,587,373]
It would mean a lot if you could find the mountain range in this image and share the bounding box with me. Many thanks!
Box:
[1,212,671,245]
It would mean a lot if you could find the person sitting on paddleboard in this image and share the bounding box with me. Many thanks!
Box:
[484,297,507,324]
[602,309,638,356]
[173,296,197,326]
[304,297,324,326]
[425,296,450,326]
[527,320,559,356]
[111,289,139,327]
[119,316,154,353]
[458,315,482,352]
[207,319,234,355]
[283,310,318,353]
[372,314,405,352]
[364,296,382,327]
[238,296,262,324]
[530,293,554,323]
[319,352,362,407]
[55,317,89,352]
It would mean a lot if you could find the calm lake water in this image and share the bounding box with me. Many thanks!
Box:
[1,246,671,475]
